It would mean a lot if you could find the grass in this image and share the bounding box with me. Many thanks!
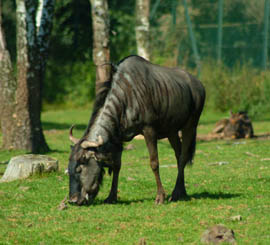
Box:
[0,108,270,244]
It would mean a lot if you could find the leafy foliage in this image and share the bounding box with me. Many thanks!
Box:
[44,59,96,106]
[201,61,270,116]
[2,0,269,114]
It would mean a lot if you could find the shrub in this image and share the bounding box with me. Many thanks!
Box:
[201,60,270,117]
[44,60,96,108]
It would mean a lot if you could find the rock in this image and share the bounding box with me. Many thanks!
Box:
[138,238,146,245]
[58,196,68,211]
[134,134,144,140]
[230,215,242,221]
[0,154,58,183]
[124,143,135,150]
[201,224,236,244]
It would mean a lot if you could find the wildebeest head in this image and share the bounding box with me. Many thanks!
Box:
[68,126,113,205]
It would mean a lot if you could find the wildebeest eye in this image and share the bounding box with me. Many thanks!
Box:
[76,165,82,173]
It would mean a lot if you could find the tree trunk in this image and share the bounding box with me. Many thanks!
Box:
[135,0,150,60]
[90,0,111,94]
[15,0,38,151]
[0,0,54,153]
[0,7,17,149]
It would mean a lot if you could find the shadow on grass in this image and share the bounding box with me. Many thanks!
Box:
[43,122,87,131]
[48,149,67,154]
[86,197,156,206]
[188,191,241,200]
[73,191,241,207]
[0,161,9,165]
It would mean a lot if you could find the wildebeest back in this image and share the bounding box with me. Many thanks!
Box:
[98,55,205,140]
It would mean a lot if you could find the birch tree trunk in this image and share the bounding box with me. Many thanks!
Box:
[135,0,150,60]
[90,0,111,94]
[0,0,54,153]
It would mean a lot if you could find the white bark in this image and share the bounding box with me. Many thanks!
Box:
[36,0,54,62]
[135,0,150,60]
[36,0,43,32]
[90,0,111,93]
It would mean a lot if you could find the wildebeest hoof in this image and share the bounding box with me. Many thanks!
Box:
[155,193,166,204]
[104,196,117,204]
[169,191,188,202]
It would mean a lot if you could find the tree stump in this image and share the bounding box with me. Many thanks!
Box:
[0,154,58,182]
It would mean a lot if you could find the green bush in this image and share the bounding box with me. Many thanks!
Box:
[43,57,270,118]
[44,60,96,108]
[201,60,270,117]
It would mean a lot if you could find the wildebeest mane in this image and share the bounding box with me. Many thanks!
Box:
[85,67,115,135]
[87,80,111,130]
[84,56,138,136]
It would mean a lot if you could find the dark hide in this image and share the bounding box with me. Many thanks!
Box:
[68,143,105,205]
[68,55,205,205]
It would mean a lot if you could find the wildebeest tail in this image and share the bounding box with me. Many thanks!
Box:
[187,132,197,165]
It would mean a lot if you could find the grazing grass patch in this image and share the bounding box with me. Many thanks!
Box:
[0,109,270,244]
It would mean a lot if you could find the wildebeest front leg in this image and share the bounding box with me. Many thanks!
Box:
[104,153,122,204]
[143,127,166,204]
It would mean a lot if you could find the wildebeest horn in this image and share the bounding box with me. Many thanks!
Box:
[81,135,104,148]
[69,125,80,144]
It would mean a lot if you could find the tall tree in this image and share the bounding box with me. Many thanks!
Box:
[0,2,17,150]
[135,0,150,60]
[90,0,111,94]
[0,0,54,153]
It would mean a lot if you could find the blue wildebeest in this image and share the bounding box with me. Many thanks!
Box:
[68,55,205,205]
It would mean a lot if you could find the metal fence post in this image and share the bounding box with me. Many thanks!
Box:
[183,0,201,76]
[150,0,161,21]
[217,0,223,64]
[263,0,270,70]
[171,0,177,27]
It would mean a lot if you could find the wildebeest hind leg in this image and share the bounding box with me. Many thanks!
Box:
[143,127,166,204]
[170,127,197,201]
[168,133,187,201]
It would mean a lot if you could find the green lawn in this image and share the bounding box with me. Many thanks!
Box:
[0,109,270,244]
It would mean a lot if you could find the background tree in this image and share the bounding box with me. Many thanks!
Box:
[0,1,17,151]
[0,0,54,153]
[2,0,268,114]
[135,0,150,60]
[90,0,111,94]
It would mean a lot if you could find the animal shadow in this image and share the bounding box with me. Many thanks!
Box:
[188,191,241,200]
[85,192,240,206]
